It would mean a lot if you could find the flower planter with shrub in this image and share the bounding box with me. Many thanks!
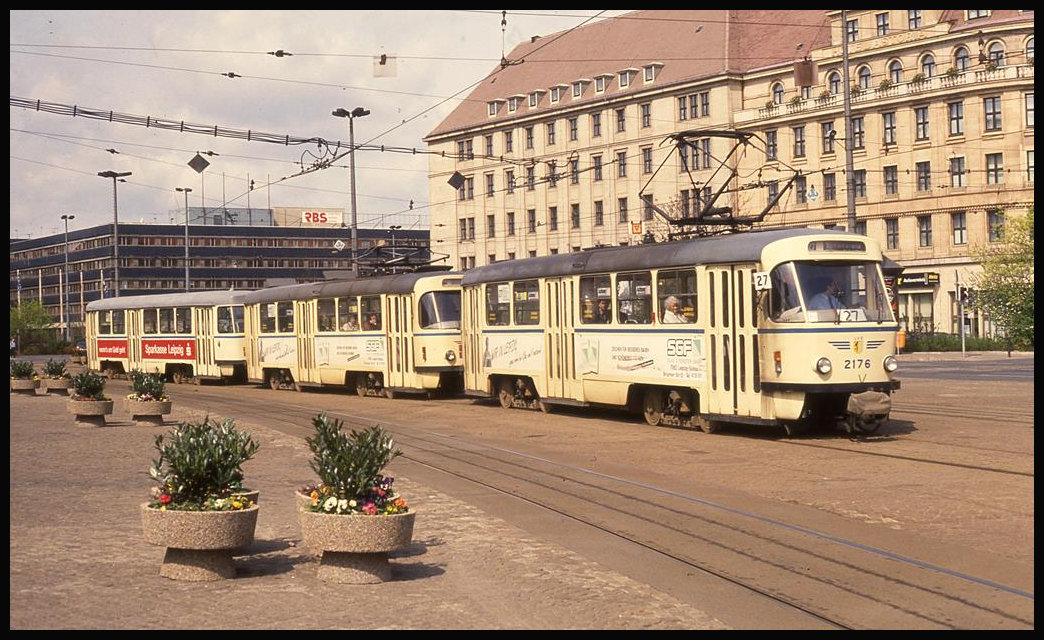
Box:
[142,415,261,581]
[125,370,173,425]
[67,370,113,425]
[298,413,414,583]
[42,358,73,395]
[10,359,40,395]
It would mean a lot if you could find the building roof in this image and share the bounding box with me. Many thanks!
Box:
[426,10,832,139]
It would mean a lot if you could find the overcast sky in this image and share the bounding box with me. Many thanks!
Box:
[10,10,626,239]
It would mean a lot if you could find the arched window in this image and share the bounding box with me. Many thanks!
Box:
[888,60,903,84]
[920,53,936,77]
[857,66,872,89]
[988,42,1005,66]
[1026,37,1035,63]
[828,71,841,94]
[954,46,970,71]
[772,83,785,105]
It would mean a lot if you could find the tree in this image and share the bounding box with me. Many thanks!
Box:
[972,208,1034,349]
[9,300,55,337]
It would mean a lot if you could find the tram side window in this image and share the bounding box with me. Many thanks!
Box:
[260,304,277,333]
[513,280,540,325]
[361,296,382,330]
[317,298,337,332]
[580,275,612,324]
[142,309,158,334]
[338,297,359,331]
[485,283,511,326]
[769,264,804,322]
[176,308,191,334]
[656,269,697,324]
[112,310,125,334]
[217,306,242,334]
[616,272,653,324]
[159,308,175,333]
[277,301,295,333]
[99,312,112,334]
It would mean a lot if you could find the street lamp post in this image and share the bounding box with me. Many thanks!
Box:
[389,225,402,272]
[332,106,371,278]
[60,214,75,341]
[176,187,193,291]
[98,171,132,297]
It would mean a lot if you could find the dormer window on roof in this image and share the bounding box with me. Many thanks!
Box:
[643,62,664,83]
[549,84,568,103]
[529,91,545,108]
[508,95,524,113]
[487,99,505,117]
[618,68,639,89]
[572,79,590,98]
[595,74,613,93]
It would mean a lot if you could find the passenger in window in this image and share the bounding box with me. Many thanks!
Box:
[365,313,381,330]
[594,299,611,323]
[342,315,359,331]
[662,296,689,323]
[807,278,843,310]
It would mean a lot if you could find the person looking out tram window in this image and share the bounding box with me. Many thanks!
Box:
[807,277,843,310]
[662,296,690,323]
[594,298,611,323]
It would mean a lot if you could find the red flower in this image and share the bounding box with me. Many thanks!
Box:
[158,494,172,505]
[361,502,378,515]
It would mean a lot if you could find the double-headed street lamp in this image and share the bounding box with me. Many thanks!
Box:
[176,187,193,291]
[97,170,132,297]
[60,214,75,341]
[331,106,370,278]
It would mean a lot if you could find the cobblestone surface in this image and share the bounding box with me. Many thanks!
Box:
[9,390,727,630]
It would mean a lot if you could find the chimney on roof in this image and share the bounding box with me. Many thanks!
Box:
[531,35,541,43]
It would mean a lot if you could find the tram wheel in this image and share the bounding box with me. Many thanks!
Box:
[355,375,368,397]
[642,388,664,426]
[498,379,515,409]
[268,373,282,390]
[172,369,186,384]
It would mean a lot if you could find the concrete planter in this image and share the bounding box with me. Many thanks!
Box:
[67,399,114,426]
[44,378,74,395]
[10,379,40,395]
[124,399,173,426]
[299,508,415,583]
[141,503,259,581]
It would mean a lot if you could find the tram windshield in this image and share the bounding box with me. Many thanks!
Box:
[418,291,461,329]
[769,261,894,323]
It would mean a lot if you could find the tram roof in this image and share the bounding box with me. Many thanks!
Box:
[86,289,250,312]
[238,271,463,305]
[461,229,865,285]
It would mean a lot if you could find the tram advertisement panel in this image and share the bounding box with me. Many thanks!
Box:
[481,332,544,371]
[97,338,129,359]
[258,337,297,365]
[577,333,706,382]
[315,336,387,369]
[142,338,196,361]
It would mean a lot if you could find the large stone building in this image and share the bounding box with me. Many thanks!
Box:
[424,9,1034,337]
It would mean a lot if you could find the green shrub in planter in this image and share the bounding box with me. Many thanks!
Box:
[10,359,37,380]
[71,370,109,400]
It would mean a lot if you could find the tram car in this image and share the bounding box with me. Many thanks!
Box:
[240,271,463,397]
[460,228,900,435]
[85,290,250,383]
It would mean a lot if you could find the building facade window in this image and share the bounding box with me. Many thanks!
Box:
[506,169,515,194]
[918,215,932,247]
[616,108,626,133]
[594,200,604,226]
[571,204,581,229]
[528,209,537,233]
[852,116,865,148]
[504,131,513,153]
[858,67,871,89]
[955,47,970,71]
[876,12,890,36]
[1026,93,1034,127]
[642,147,653,173]
[950,157,966,187]
[617,151,627,177]
[889,60,903,84]
[592,113,602,137]
[951,211,967,245]
[485,173,494,197]
[984,96,1003,131]
[487,214,496,238]
[824,173,836,201]
[549,206,558,231]
[485,135,493,157]
[828,71,841,94]
[886,218,899,249]
[821,121,835,154]
[525,126,534,149]
[792,125,806,158]
[908,9,922,29]
[593,155,603,181]
[766,130,778,160]
[988,209,1005,242]
[853,169,867,198]
[641,103,652,128]
[846,18,858,43]
[795,175,807,204]
[986,153,1004,184]
[884,165,899,195]
[569,117,579,141]
[916,161,932,191]
[948,101,965,135]
[883,111,897,145]
[547,122,556,145]
[506,212,515,236]
[915,106,930,140]
[526,166,535,190]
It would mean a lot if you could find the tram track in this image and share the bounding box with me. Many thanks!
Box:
[166,381,1033,629]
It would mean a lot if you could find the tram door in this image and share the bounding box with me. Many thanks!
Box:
[544,278,577,401]
[386,295,410,390]
[705,265,760,417]
[295,300,315,384]
[194,307,214,377]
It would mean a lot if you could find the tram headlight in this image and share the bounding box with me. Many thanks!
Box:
[815,357,832,374]
[883,355,898,372]
[445,349,457,363]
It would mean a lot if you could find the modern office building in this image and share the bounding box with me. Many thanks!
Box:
[10,207,434,339]
[424,9,1034,337]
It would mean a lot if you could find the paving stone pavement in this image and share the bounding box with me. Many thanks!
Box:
[9,389,728,630]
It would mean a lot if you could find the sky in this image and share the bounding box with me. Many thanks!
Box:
[10,10,628,239]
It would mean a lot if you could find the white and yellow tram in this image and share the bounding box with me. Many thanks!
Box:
[461,229,900,434]
[85,290,249,383]
[240,272,463,397]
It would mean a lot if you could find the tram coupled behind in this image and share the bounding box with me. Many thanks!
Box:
[85,290,250,384]
[241,272,463,397]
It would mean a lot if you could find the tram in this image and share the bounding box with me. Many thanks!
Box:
[85,290,249,383]
[460,228,900,435]
[239,271,463,397]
